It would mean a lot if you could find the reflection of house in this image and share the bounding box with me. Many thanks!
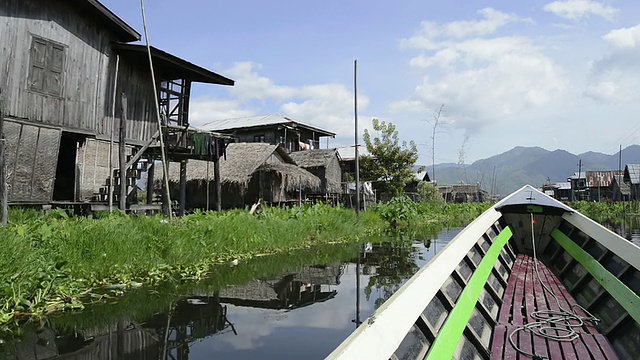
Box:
[169,143,321,209]
[6,294,233,360]
[0,0,233,210]
[218,264,342,310]
[199,114,335,152]
[289,149,342,197]
[438,183,487,203]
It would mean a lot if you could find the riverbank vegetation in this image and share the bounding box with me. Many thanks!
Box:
[0,199,488,334]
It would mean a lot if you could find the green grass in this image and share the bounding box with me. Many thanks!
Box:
[0,199,483,333]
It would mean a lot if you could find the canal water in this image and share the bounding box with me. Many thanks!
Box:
[1,227,463,360]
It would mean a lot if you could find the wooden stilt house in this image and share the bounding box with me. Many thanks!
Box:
[169,143,321,209]
[0,0,234,212]
[289,149,342,201]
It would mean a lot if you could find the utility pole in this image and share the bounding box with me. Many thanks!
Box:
[577,159,583,201]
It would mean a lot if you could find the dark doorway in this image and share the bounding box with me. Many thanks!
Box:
[53,132,85,201]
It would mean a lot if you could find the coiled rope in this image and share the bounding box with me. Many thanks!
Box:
[508,213,600,359]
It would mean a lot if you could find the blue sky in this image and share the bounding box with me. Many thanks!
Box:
[102,0,640,166]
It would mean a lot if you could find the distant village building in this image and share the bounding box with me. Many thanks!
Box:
[542,182,572,201]
[169,143,321,209]
[289,149,343,200]
[438,183,487,203]
[199,114,335,152]
[623,164,640,200]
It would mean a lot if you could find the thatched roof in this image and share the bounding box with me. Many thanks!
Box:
[169,143,320,191]
[289,149,339,168]
[257,163,321,191]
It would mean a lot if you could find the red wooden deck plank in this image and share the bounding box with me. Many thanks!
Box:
[539,263,595,334]
[489,325,506,360]
[573,337,593,359]
[492,254,621,359]
[594,334,620,360]
[580,333,607,360]
[534,258,581,359]
[530,259,551,360]
[511,256,527,326]
[498,255,524,324]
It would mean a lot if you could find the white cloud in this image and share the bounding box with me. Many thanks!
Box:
[225,62,297,100]
[585,24,640,102]
[543,0,619,21]
[401,8,524,50]
[602,24,640,49]
[188,62,367,146]
[395,15,566,133]
[189,98,255,126]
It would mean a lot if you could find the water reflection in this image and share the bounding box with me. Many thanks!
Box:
[1,227,462,360]
[602,216,640,247]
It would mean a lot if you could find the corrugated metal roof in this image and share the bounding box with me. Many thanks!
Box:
[336,146,370,161]
[199,114,335,136]
[624,164,640,185]
[585,171,622,188]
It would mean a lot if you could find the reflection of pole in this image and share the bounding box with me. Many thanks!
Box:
[355,247,361,328]
[162,303,173,360]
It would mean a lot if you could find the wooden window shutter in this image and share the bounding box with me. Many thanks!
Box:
[28,36,65,96]
[29,38,47,92]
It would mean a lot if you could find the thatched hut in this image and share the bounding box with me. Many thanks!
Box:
[289,149,342,196]
[169,143,321,209]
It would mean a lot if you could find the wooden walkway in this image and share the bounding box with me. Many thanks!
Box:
[490,254,618,360]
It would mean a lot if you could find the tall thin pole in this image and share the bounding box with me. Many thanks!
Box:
[354,60,360,215]
[108,55,120,212]
[0,95,7,226]
[141,0,172,219]
[119,93,127,211]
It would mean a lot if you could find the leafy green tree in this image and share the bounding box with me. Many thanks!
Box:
[418,181,443,204]
[361,118,422,197]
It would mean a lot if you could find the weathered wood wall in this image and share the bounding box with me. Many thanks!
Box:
[76,138,133,201]
[0,0,157,143]
[1,119,61,202]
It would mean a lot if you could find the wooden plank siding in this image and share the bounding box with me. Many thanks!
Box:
[0,0,157,143]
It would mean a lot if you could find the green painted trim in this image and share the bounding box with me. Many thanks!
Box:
[550,228,640,325]
[426,226,513,360]
[527,205,543,213]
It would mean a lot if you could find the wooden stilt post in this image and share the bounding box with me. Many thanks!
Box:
[179,159,187,216]
[0,95,7,226]
[119,93,127,211]
[146,161,154,205]
[214,156,221,211]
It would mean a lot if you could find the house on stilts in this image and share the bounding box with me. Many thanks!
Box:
[0,0,234,214]
[169,143,321,210]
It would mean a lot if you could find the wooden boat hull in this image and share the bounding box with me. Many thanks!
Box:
[328,185,639,359]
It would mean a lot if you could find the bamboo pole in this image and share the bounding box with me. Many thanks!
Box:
[0,96,6,226]
[178,159,186,216]
[354,59,360,215]
[119,93,127,211]
[108,55,120,212]
[214,155,221,211]
[140,0,172,219]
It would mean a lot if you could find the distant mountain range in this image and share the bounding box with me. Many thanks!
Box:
[426,145,640,196]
